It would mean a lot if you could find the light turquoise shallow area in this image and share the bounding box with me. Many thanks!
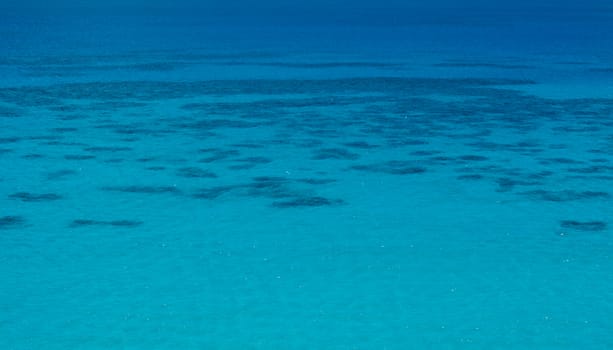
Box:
[1,13,613,349]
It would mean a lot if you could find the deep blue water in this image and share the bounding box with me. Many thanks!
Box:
[1,6,612,349]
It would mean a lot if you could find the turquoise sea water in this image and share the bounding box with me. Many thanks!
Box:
[1,8,613,349]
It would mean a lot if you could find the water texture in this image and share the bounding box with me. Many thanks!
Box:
[1,4,612,349]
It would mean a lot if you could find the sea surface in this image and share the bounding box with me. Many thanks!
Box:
[1,8,612,349]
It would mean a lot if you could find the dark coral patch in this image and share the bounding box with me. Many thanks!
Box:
[429,156,455,163]
[410,150,441,156]
[228,164,256,170]
[84,146,132,152]
[343,141,379,149]
[45,141,87,146]
[351,161,426,175]
[495,177,540,192]
[458,155,489,161]
[567,165,613,174]
[234,156,272,164]
[522,190,610,202]
[58,115,83,121]
[231,61,403,69]
[388,139,428,147]
[247,177,293,198]
[9,192,63,202]
[198,150,240,163]
[298,178,337,185]
[126,62,181,72]
[228,157,273,169]
[70,219,143,228]
[46,169,77,180]
[457,174,484,180]
[64,154,95,160]
[4,76,609,212]
[176,167,217,178]
[101,186,180,194]
[197,147,222,153]
[29,135,63,141]
[22,153,44,159]
[466,140,543,154]
[51,127,79,133]
[192,186,236,199]
[526,171,554,180]
[0,105,23,118]
[0,77,533,108]
[0,137,21,144]
[560,220,607,232]
[539,157,583,165]
[433,62,533,69]
[175,118,260,131]
[191,176,321,203]
[136,157,157,162]
[253,176,288,183]
[0,216,26,229]
[231,142,265,149]
[272,196,345,208]
[312,148,360,160]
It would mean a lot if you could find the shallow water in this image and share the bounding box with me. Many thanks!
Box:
[1,9,612,349]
